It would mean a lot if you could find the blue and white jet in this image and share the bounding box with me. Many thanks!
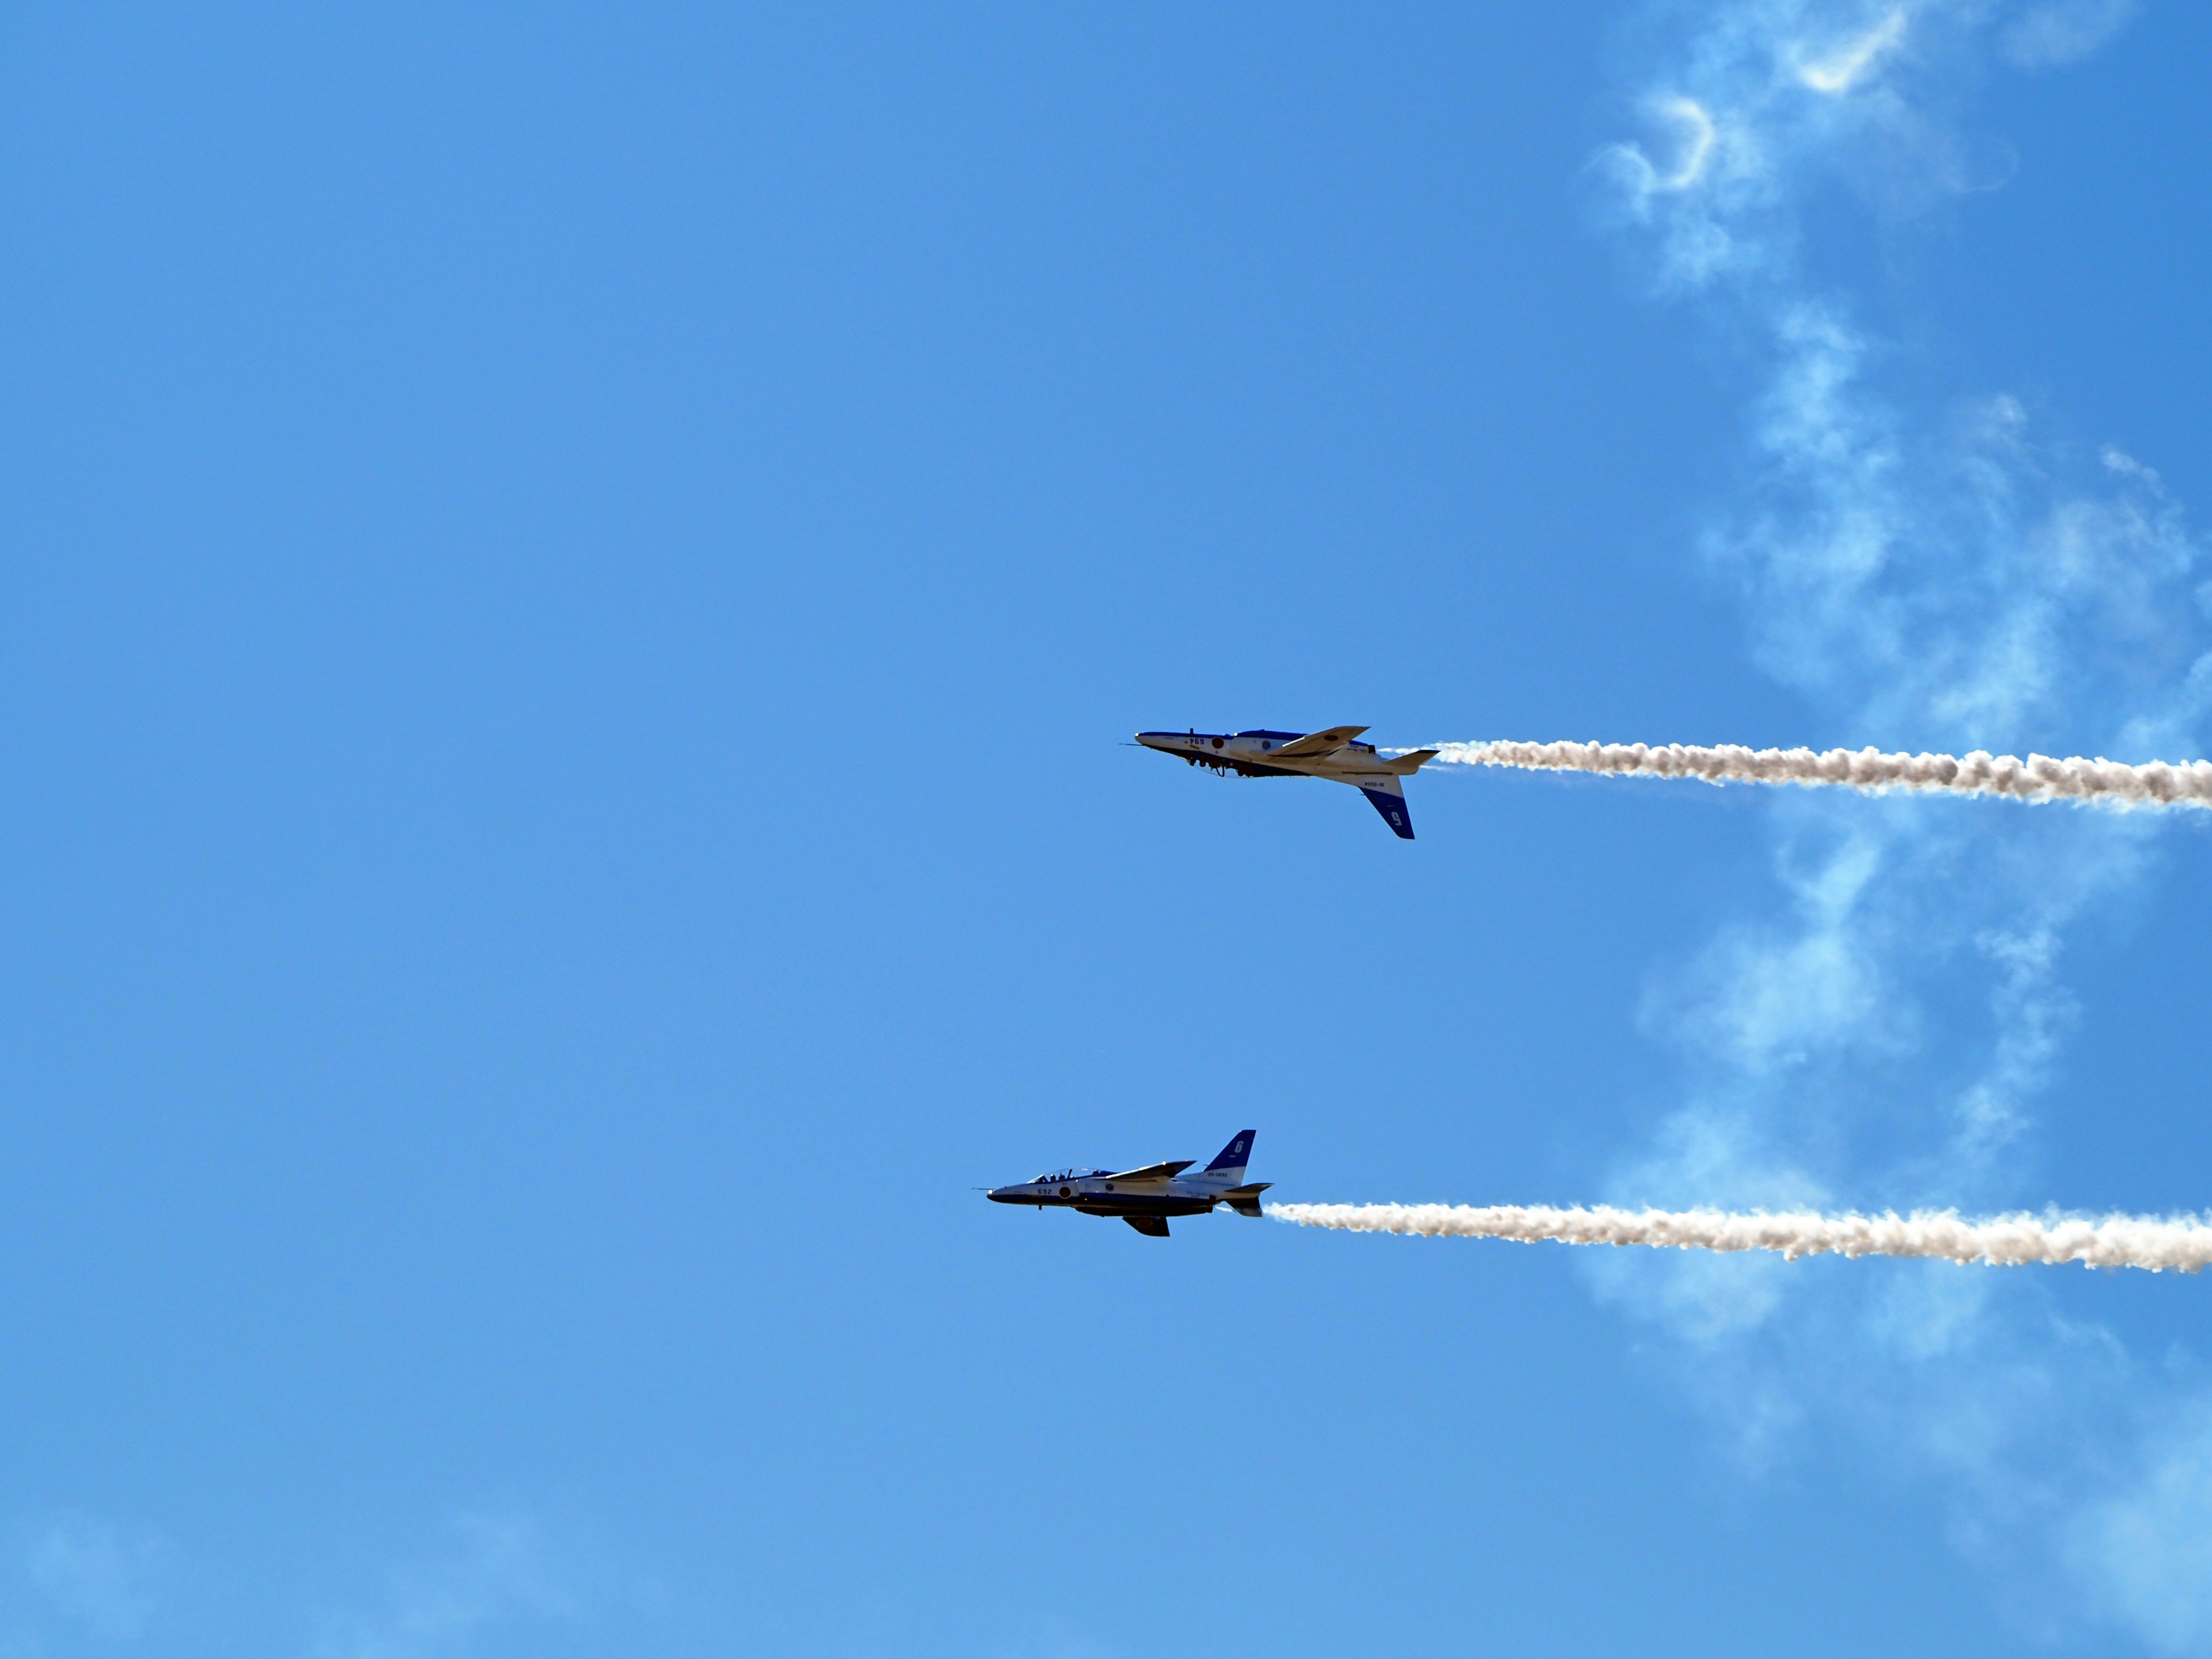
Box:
[1135,725,1439,839]
[986,1130,1270,1238]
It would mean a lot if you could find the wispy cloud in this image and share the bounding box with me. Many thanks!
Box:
[2074,1398,2212,1653]
[1580,0,2212,1645]
[1796,6,1911,94]
[0,1505,662,1659]
[1599,2,2048,290]
[2002,0,2140,69]
[7,1512,172,1645]
[304,1510,628,1659]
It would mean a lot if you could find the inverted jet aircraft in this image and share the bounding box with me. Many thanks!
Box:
[986,1130,1270,1238]
[1135,726,1439,839]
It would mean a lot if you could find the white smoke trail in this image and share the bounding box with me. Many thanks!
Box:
[1268,1201,2212,1273]
[1420,738,2212,808]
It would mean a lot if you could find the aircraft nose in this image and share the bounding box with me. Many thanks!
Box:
[986,1186,1021,1203]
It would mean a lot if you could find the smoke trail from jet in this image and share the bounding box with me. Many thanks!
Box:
[1267,1202,2212,1273]
[1418,740,2212,809]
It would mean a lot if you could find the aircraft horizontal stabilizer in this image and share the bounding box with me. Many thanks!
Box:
[1268,725,1368,760]
[1221,1183,1272,1218]
[1107,1159,1195,1183]
[1382,748,1439,775]
[1123,1215,1171,1237]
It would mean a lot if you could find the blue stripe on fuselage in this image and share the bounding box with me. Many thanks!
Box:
[1014,1193,1217,1217]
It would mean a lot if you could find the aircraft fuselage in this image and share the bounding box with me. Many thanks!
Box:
[986,1131,1270,1237]
[987,1170,1224,1220]
[1134,726,1435,838]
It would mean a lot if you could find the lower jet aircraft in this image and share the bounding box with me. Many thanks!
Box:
[1135,726,1440,838]
[986,1130,1270,1237]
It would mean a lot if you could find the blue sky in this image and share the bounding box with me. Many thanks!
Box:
[3,2,2210,1654]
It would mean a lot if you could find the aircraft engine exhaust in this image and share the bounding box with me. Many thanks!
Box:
[1266,1202,2212,1274]
[1416,739,2212,810]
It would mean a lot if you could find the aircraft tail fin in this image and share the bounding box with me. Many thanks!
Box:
[1183,1130,1256,1191]
[1382,748,1439,775]
[1221,1183,1271,1218]
[1361,784,1415,839]
[1195,1130,1255,1182]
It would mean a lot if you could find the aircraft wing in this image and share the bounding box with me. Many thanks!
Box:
[1268,724,1368,760]
[1105,1159,1195,1183]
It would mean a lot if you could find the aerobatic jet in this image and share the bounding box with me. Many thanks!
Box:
[1134,726,1439,839]
[986,1130,1270,1238]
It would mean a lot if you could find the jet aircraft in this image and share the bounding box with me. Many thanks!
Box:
[1135,725,1439,838]
[986,1130,1270,1237]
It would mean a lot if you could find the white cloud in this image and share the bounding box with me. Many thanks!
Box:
[2001,0,2139,70]
[1945,927,2073,1165]
[2074,1402,2212,1652]
[7,1513,171,1645]
[1590,1,2114,292]
[305,1511,612,1659]
[1797,7,1912,93]
[1593,0,2212,1642]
